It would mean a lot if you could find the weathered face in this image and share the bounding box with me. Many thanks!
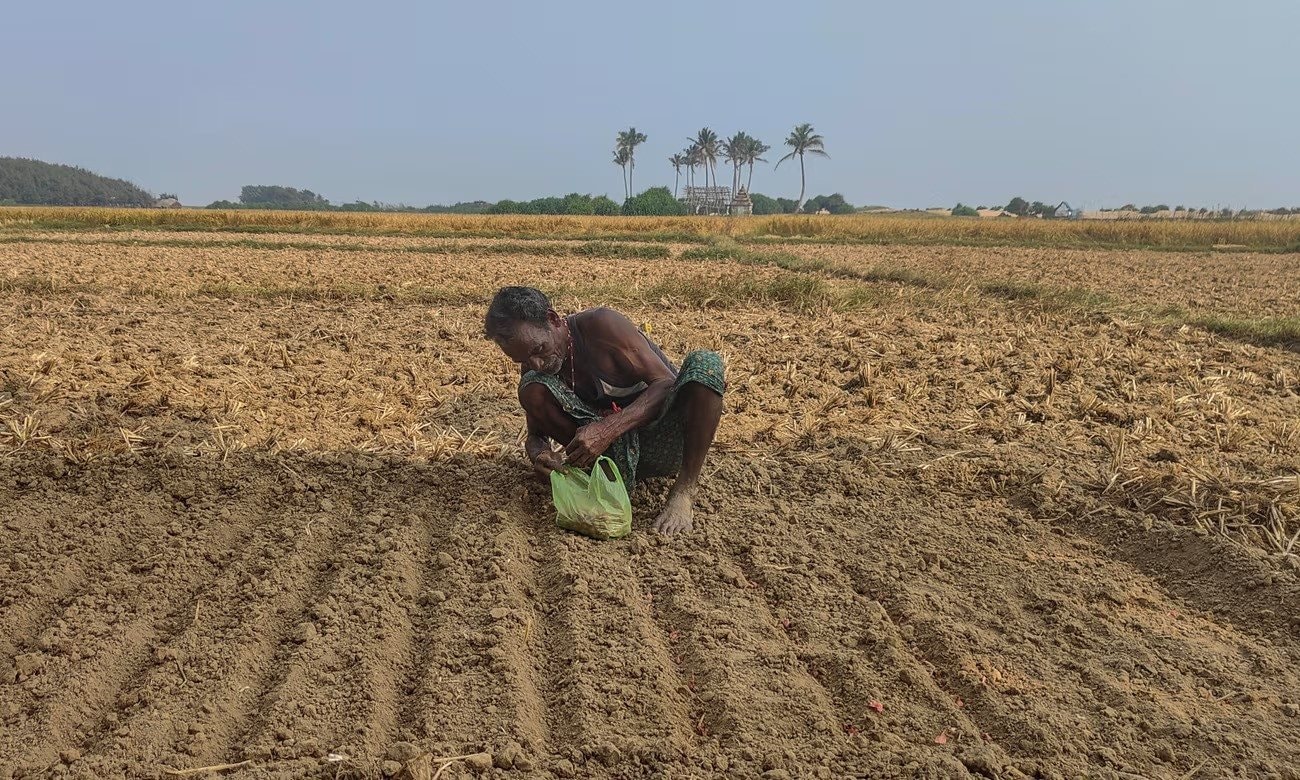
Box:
[494,312,566,375]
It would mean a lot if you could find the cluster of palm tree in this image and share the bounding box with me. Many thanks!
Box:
[669,129,771,200]
[613,127,647,201]
[613,122,830,211]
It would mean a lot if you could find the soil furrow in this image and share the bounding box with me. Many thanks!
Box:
[0,488,264,772]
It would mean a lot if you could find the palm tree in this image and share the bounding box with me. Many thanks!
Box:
[684,144,702,189]
[669,153,686,198]
[743,136,771,194]
[722,132,749,198]
[775,123,828,212]
[613,147,631,200]
[616,127,647,196]
[691,128,720,189]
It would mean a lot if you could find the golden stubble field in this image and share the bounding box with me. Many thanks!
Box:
[2,228,1299,780]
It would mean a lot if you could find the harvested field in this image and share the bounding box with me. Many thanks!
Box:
[6,206,1300,251]
[785,242,1300,320]
[2,228,1300,779]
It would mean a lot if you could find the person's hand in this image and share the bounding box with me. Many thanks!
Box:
[532,449,565,480]
[565,422,617,469]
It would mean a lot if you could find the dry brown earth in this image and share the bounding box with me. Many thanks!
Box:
[2,233,1298,780]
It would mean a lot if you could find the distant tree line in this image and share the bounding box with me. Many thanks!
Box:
[0,157,155,207]
[487,192,623,216]
[749,193,854,215]
[999,197,1300,219]
[204,183,855,217]
[206,186,495,214]
[1100,204,1300,217]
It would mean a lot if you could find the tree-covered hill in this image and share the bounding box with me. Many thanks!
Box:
[0,157,155,206]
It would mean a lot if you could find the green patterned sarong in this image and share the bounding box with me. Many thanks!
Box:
[521,350,725,492]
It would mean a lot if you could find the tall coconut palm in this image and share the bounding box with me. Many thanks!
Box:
[691,128,720,189]
[684,144,702,188]
[743,136,771,193]
[775,123,828,212]
[669,153,686,198]
[616,127,647,196]
[722,132,749,197]
[613,147,631,200]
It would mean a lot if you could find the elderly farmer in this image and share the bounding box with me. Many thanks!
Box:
[485,286,725,535]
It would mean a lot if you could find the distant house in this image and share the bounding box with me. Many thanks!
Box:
[154,197,182,209]
[1052,201,1081,220]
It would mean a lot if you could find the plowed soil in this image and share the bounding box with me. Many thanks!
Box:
[2,232,1299,780]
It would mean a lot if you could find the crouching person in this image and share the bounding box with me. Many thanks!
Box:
[485,286,724,535]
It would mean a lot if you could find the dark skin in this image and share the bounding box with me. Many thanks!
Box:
[494,307,722,534]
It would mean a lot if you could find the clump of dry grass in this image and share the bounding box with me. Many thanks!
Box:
[1102,460,1299,556]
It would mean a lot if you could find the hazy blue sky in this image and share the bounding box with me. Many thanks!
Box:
[6,1,1297,209]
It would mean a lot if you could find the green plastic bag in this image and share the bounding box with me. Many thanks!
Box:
[549,456,633,540]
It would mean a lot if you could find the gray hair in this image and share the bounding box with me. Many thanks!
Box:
[484,286,551,340]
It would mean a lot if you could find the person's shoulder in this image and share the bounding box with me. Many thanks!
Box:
[577,307,634,328]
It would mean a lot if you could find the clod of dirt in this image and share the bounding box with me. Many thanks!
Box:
[10,653,46,681]
[436,552,455,568]
[298,738,322,757]
[294,622,318,643]
[59,748,81,765]
[762,770,792,780]
[380,760,403,777]
[592,743,620,766]
[551,758,576,778]
[494,743,525,770]
[463,752,493,772]
[152,647,182,663]
[958,748,1003,777]
[1283,703,1299,718]
[387,742,423,762]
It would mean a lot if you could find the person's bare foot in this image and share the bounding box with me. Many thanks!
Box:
[653,491,694,535]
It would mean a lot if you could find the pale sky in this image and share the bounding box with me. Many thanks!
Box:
[6,0,1298,209]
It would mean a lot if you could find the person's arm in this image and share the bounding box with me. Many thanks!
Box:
[521,385,568,478]
[564,311,675,467]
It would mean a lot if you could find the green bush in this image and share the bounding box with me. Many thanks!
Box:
[951,203,979,217]
[561,193,595,215]
[622,187,687,216]
[526,197,565,215]
[750,193,782,215]
[801,193,855,214]
[592,196,621,216]
[239,185,331,209]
